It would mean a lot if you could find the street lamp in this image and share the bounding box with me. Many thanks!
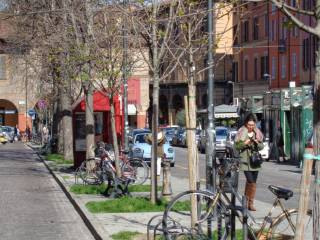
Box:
[227,81,234,105]
[263,73,271,90]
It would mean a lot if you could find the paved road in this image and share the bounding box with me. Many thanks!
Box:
[0,142,94,240]
[173,146,310,209]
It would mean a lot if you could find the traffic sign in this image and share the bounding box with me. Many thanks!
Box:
[28,109,36,117]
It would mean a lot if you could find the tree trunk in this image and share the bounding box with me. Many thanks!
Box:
[84,82,95,160]
[151,0,159,204]
[59,84,74,161]
[110,98,121,178]
[313,39,320,240]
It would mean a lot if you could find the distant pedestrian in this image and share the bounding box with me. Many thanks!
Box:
[26,126,31,142]
[235,113,264,211]
[42,125,49,144]
[276,127,286,162]
[13,125,18,142]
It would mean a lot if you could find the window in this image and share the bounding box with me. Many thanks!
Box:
[264,14,269,37]
[270,20,276,41]
[253,17,259,40]
[260,56,269,79]
[292,53,297,77]
[254,58,258,80]
[243,21,249,42]
[271,3,276,15]
[292,26,298,37]
[0,55,6,80]
[244,59,249,80]
[291,0,297,7]
[232,62,238,82]
[303,38,310,69]
[313,36,318,67]
[281,55,286,79]
[271,57,276,79]
[233,25,238,45]
[281,17,287,39]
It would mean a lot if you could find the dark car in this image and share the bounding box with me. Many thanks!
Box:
[162,126,179,144]
[172,127,185,146]
[198,126,229,158]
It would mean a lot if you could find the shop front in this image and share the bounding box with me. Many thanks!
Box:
[72,91,123,168]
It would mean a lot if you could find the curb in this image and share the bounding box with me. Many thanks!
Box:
[25,143,103,240]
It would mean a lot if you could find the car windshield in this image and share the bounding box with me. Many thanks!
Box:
[134,134,147,144]
[2,127,12,132]
[216,128,228,137]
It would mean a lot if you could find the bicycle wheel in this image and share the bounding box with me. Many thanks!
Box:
[163,190,221,240]
[122,158,149,185]
[268,209,312,239]
[78,158,103,185]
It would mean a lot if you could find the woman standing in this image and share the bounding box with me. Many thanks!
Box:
[235,113,264,211]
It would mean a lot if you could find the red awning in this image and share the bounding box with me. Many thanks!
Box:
[78,91,111,112]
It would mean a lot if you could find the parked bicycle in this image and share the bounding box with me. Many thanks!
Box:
[76,143,149,188]
[162,157,312,240]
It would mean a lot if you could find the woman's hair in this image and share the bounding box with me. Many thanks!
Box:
[244,113,257,124]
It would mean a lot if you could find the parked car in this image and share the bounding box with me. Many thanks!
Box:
[2,126,14,143]
[198,126,229,158]
[129,132,175,167]
[128,128,151,143]
[161,126,179,144]
[171,127,185,146]
[0,126,7,144]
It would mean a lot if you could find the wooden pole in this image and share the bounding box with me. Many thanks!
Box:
[184,95,198,229]
[294,147,314,240]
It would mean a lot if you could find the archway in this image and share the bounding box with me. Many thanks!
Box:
[0,99,18,127]
[201,94,208,109]
[172,94,184,125]
[159,95,168,125]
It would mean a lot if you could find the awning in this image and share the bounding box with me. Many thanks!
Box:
[215,113,239,119]
[128,104,136,115]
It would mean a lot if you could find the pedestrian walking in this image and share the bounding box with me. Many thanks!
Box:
[235,113,264,211]
[276,127,286,163]
[25,126,31,142]
[42,125,49,144]
[13,125,18,142]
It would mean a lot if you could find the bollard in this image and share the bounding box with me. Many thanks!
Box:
[162,158,172,201]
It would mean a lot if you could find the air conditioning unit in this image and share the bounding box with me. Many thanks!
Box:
[233,97,239,106]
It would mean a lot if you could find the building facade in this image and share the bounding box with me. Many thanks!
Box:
[233,0,316,97]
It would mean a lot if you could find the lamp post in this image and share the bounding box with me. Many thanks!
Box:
[263,73,272,142]
[123,0,129,151]
[227,81,234,105]
[207,0,216,237]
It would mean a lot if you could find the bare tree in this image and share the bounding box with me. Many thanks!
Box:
[128,0,185,203]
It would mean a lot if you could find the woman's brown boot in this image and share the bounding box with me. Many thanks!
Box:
[247,183,257,211]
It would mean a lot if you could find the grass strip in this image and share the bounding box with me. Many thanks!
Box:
[86,196,190,213]
[46,154,73,165]
[70,184,161,195]
[111,231,141,240]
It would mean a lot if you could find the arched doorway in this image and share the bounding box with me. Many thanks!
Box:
[0,99,18,127]
[172,94,184,125]
[159,95,168,125]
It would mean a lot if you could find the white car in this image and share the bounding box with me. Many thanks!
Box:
[259,139,270,160]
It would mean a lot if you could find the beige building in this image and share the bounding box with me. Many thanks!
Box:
[155,3,235,125]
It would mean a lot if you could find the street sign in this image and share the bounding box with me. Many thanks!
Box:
[28,108,36,117]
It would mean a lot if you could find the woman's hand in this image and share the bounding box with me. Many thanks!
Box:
[244,139,251,145]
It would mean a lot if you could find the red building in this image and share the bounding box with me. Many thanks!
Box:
[233,0,316,97]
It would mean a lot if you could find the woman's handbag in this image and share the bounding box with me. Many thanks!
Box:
[250,151,263,167]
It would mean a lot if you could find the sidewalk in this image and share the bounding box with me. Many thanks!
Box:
[26,142,311,240]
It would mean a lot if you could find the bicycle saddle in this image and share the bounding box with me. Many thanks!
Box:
[268,185,293,200]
